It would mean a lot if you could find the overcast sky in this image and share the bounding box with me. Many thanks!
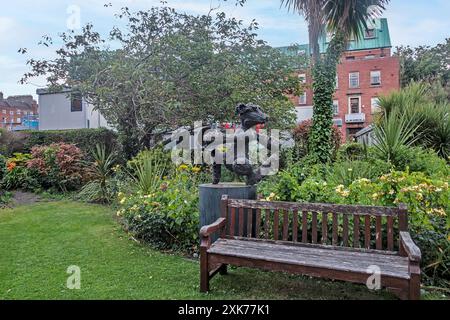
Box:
[1,0,450,98]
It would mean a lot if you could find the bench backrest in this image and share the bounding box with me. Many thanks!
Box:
[221,195,408,252]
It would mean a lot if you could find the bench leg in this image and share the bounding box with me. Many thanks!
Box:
[219,264,228,275]
[409,272,421,300]
[200,250,209,293]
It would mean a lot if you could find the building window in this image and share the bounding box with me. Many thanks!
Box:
[371,97,381,114]
[346,56,356,61]
[364,29,376,39]
[349,72,360,88]
[71,93,83,112]
[333,100,339,116]
[365,54,376,59]
[335,75,339,89]
[16,118,21,123]
[349,96,361,114]
[2,110,5,114]
[298,73,306,84]
[10,111,14,115]
[17,110,21,115]
[299,93,307,105]
[370,71,381,86]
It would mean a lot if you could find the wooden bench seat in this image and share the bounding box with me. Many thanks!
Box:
[200,195,422,300]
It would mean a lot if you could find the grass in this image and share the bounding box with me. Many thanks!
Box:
[0,200,437,300]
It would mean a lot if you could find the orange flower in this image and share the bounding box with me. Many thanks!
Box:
[6,161,16,172]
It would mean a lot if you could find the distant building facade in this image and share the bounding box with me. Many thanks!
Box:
[0,92,39,131]
[280,18,400,140]
[37,88,110,131]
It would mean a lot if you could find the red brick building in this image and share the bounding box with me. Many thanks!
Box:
[0,92,39,130]
[282,18,400,140]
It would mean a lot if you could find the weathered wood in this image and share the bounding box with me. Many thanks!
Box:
[227,199,401,216]
[343,214,349,247]
[387,216,394,251]
[365,216,371,249]
[221,195,228,238]
[238,207,244,237]
[302,211,308,243]
[312,212,318,244]
[247,209,253,238]
[400,232,421,261]
[230,207,236,237]
[332,213,338,246]
[322,213,328,245]
[200,196,421,300]
[353,215,360,248]
[273,209,279,241]
[282,210,289,241]
[292,210,298,243]
[255,209,261,239]
[376,216,382,250]
[398,204,408,231]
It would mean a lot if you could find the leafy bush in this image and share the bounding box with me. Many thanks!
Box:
[27,143,90,191]
[292,120,342,162]
[0,153,39,191]
[0,129,30,156]
[25,128,118,160]
[260,168,449,284]
[393,146,449,177]
[128,149,168,195]
[117,170,203,252]
[337,143,367,161]
[0,154,6,181]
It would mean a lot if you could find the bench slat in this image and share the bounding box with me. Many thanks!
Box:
[343,214,349,247]
[247,208,253,238]
[255,209,261,239]
[353,215,360,248]
[387,216,394,251]
[302,211,308,243]
[376,216,382,250]
[238,207,244,237]
[332,213,338,246]
[274,209,279,241]
[292,210,298,242]
[230,207,236,237]
[264,209,270,240]
[283,210,289,241]
[322,213,328,245]
[312,212,318,244]
[365,216,371,249]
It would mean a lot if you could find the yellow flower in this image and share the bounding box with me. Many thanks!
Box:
[415,193,423,201]
[120,198,126,205]
[191,166,201,173]
[178,164,189,171]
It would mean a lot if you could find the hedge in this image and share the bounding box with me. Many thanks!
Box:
[24,128,118,158]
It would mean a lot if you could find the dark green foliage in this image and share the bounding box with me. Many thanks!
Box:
[393,146,450,177]
[308,34,346,163]
[24,129,118,160]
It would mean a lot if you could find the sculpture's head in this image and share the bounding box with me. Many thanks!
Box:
[235,103,268,130]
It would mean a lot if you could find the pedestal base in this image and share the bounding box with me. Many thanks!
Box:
[199,183,256,241]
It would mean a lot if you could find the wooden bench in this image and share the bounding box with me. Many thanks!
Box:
[200,195,422,300]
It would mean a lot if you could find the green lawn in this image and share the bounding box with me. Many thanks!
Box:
[0,201,401,300]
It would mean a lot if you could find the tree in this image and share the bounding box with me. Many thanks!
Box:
[281,0,390,163]
[395,38,450,100]
[21,5,305,159]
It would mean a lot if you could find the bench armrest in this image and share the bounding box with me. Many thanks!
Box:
[200,218,227,238]
[400,231,421,262]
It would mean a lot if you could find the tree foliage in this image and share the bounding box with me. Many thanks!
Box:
[21,5,305,159]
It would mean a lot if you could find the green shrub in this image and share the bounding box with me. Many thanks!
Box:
[117,171,202,252]
[327,159,393,187]
[393,146,449,177]
[0,154,6,181]
[337,143,367,161]
[27,143,90,191]
[25,128,118,160]
[0,153,39,191]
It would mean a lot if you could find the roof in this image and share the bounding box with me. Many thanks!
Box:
[0,95,36,110]
[36,87,72,96]
[278,18,392,55]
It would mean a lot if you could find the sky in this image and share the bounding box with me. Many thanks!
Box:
[1,0,450,99]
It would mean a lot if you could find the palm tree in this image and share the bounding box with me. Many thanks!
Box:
[281,0,390,162]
